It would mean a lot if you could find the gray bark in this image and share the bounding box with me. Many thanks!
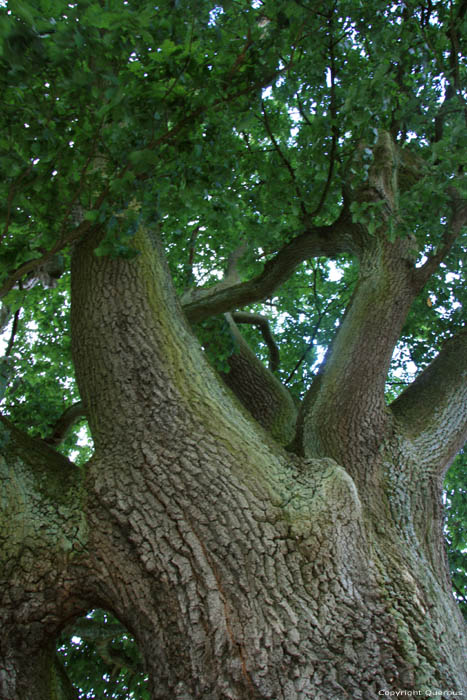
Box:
[1,222,466,699]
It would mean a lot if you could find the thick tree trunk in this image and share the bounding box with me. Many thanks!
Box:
[1,225,465,698]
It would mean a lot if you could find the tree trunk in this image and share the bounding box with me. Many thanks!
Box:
[1,225,465,699]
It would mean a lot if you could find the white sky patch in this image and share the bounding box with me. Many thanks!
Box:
[208,6,225,26]
[69,424,92,462]
[327,261,344,281]
[392,343,418,377]
[0,327,9,355]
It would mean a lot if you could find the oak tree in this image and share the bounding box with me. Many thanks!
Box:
[1,0,466,697]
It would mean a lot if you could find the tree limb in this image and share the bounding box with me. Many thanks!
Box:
[261,99,308,220]
[294,234,421,468]
[44,401,86,447]
[225,240,249,283]
[390,328,467,476]
[414,187,467,289]
[222,314,297,445]
[4,308,20,358]
[307,13,339,220]
[231,311,280,372]
[181,210,356,322]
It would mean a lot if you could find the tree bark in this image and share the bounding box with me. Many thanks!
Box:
[0,420,90,699]
[222,313,297,445]
[1,223,465,698]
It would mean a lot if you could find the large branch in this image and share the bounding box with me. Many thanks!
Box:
[222,314,297,445]
[295,234,420,470]
[181,212,355,323]
[0,416,89,699]
[70,225,287,459]
[390,329,467,475]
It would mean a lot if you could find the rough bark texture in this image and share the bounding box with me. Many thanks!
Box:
[1,222,466,699]
[0,421,89,699]
[222,313,297,446]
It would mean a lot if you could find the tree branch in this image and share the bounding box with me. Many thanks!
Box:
[231,311,280,372]
[44,401,86,447]
[390,329,467,476]
[0,303,10,335]
[4,307,20,358]
[261,100,307,220]
[181,210,355,323]
[414,187,467,289]
[307,12,339,220]
[222,314,296,445]
[0,56,289,301]
[295,234,421,469]
[0,219,102,300]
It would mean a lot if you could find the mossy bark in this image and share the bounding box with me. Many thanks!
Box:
[1,225,465,699]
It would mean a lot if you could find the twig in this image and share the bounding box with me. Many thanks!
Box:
[261,100,307,220]
[284,319,322,385]
[5,308,20,358]
[308,14,339,220]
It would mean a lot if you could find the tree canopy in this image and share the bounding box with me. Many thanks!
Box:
[0,0,466,697]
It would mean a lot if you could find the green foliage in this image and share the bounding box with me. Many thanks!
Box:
[57,609,149,699]
[195,315,236,373]
[0,272,92,462]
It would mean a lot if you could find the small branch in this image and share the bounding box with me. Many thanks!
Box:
[44,401,86,447]
[146,63,292,157]
[307,16,339,220]
[414,187,467,289]
[183,224,201,290]
[284,314,326,385]
[430,2,467,143]
[223,30,254,87]
[5,308,20,358]
[231,311,280,371]
[261,100,308,220]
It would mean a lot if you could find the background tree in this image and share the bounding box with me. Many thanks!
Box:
[0,0,466,698]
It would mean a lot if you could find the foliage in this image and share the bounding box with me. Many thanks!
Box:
[0,0,466,695]
[57,610,149,699]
